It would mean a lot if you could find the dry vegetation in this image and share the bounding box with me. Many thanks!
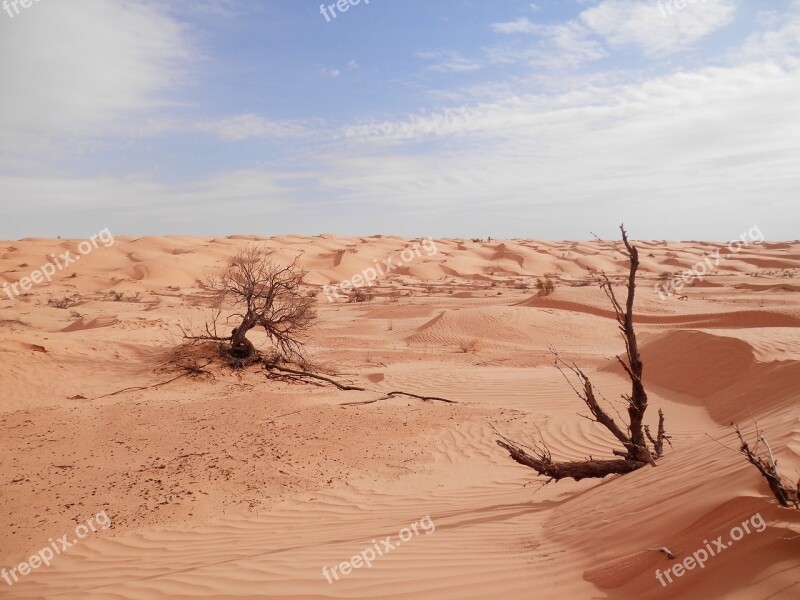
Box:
[183,246,316,366]
[497,226,669,480]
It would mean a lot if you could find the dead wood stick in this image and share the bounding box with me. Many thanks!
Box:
[93,361,214,399]
[264,365,367,391]
[263,365,457,405]
[646,546,677,559]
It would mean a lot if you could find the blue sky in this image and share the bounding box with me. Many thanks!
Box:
[1,0,798,240]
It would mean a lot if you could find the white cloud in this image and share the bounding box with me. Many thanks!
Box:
[123,113,311,141]
[737,0,800,61]
[492,17,540,34]
[0,169,291,220]
[447,18,606,72]
[580,0,737,55]
[327,59,800,238]
[196,114,308,140]
[421,51,484,73]
[490,0,736,67]
[0,0,194,161]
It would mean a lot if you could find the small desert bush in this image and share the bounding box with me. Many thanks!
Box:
[48,294,81,309]
[348,288,372,303]
[109,291,141,302]
[536,277,555,296]
[459,338,481,353]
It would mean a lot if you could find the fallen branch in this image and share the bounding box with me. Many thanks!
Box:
[263,364,366,391]
[732,423,799,509]
[496,438,645,481]
[341,391,457,406]
[646,546,677,560]
[340,398,381,406]
[382,390,456,404]
[94,360,214,399]
[263,363,457,405]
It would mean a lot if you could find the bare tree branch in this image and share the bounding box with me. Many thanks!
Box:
[732,423,799,509]
[496,225,667,481]
[186,246,316,365]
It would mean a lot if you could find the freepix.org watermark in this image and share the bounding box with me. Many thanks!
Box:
[322,515,435,583]
[2,511,112,587]
[655,512,766,588]
[2,228,115,300]
[319,0,371,23]
[654,226,763,300]
[657,0,707,19]
[323,237,437,302]
[3,0,43,19]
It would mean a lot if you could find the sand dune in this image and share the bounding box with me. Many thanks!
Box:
[1,236,798,599]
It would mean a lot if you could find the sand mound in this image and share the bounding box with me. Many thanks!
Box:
[627,330,800,421]
[407,306,538,350]
[517,289,800,329]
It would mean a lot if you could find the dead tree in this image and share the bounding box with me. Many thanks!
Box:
[496,225,669,481]
[732,423,799,509]
[184,246,316,365]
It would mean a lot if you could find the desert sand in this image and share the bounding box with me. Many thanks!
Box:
[1,234,799,599]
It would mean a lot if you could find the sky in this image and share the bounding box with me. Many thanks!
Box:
[0,0,798,240]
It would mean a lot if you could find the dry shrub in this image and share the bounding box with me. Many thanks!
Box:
[459,338,481,353]
[536,277,555,296]
[348,288,372,303]
[185,246,315,364]
[48,294,81,309]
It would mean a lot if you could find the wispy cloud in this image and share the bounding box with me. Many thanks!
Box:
[0,0,194,163]
[737,0,800,60]
[198,114,309,140]
[491,17,540,34]
[329,56,800,237]
[491,0,737,64]
[132,114,310,140]
[0,169,293,224]
[580,0,737,55]
[420,51,483,73]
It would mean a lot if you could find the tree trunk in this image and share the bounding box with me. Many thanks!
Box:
[496,440,646,481]
[230,321,257,359]
[495,225,666,481]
